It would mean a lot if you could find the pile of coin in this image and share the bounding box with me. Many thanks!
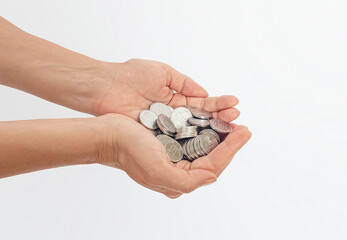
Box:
[139,102,232,163]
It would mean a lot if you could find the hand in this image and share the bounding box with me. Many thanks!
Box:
[96,113,252,198]
[0,19,239,122]
[92,59,240,124]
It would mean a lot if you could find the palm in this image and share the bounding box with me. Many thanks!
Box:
[103,112,251,198]
[96,59,172,118]
[114,115,173,176]
[95,59,240,123]
[110,115,201,180]
[96,59,248,198]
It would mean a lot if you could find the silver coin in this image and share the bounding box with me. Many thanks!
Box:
[170,107,192,128]
[190,138,200,160]
[185,142,192,160]
[181,139,190,160]
[186,138,196,160]
[200,134,219,155]
[193,136,205,157]
[198,136,208,156]
[199,129,220,143]
[139,110,158,130]
[177,126,198,137]
[188,117,210,128]
[156,134,183,162]
[182,139,190,160]
[210,119,232,134]
[157,114,177,135]
[175,126,198,140]
[190,108,213,120]
[156,134,167,142]
[150,102,172,118]
[167,105,174,113]
[185,139,193,160]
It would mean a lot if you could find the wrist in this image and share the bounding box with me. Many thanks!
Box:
[87,61,124,116]
[90,114,123,168]
[47,117,109,166]
[40,60,118,116]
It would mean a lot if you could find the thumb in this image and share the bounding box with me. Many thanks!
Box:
[158,167,216,193]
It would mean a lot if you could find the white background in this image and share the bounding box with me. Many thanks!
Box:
[1,1,346,239]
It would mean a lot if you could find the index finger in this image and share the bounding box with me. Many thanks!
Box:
[169,95,239,116]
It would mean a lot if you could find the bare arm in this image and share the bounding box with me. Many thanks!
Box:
[0,17,241,123]
[0,17,251,198]
[0,16,107,115]
[0,117,102,178]
[0,113,251,198]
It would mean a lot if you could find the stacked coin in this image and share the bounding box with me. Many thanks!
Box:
[156,134,183,163]
[182,134,219,161]
[139,102,232,162]
[175,126,198,140]
[157,114,177,136]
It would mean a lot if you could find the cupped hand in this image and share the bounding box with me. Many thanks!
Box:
[96,113,251,198]
[93,59,240,123]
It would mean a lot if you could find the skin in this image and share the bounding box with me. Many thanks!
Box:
[0,17,252,198]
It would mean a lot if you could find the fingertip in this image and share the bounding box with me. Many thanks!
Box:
[217,95,239,109]
[202,95,239,112]
[234,125,250,132]
[233,96,240,105]
[202,177,217,186]
[186,78,208,97]
[198,87,209,97]
[226,127,252,148]
[245,128,252,139]
[235,108,241,118]
[214,108,240,123]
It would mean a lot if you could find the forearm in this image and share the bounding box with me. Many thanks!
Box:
[0,17,112,115]
[0,117,103,178]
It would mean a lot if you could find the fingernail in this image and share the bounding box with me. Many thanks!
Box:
[203,178,217,186]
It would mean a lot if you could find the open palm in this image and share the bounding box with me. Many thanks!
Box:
[94,59,240,124]
[100,113,251,198]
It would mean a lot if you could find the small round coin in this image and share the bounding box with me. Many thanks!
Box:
[150,102,172,118]
[186,138,197,160]
[199,129,220,143]
[170,107,193,128]
[157,114,177,135]
[200,134,219,154]
[139,110,158,130]
[193,136,205,157]
[190,108,213,120]
[188,117,210,128]
[181,139,190,160]
[175,126,198,140]
[210,119,232,134]
[156,134,183,162]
